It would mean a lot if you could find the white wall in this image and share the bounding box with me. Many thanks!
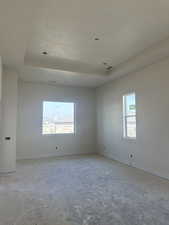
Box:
[0,58,2,164]
[0,57,2,101]
[17,81,96,159]
[0,58,2,142]
[97,57,169,180]
[0,69,18,173]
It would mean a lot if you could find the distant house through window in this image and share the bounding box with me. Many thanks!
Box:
[123,93,136,139]
[42,101,75,134]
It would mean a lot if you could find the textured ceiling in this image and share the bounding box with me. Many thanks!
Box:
[1,0,169,87]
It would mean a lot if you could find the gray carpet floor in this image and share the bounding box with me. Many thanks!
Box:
[0,155,169,225]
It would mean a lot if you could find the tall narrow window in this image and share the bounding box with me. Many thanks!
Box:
[123,93,136,139]
[42,101,75,135]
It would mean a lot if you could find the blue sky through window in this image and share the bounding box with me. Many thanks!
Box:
[43,101,74,123]
[126,93,136,116]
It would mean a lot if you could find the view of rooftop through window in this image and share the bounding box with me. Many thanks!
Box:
[42,101,75,134]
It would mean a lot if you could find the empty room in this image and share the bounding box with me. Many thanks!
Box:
[1,0,169,224]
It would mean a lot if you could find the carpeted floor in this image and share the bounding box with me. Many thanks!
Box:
[0,155,169,225]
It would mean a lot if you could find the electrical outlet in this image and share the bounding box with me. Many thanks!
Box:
[5,137,11,140]
[129,154,134,166]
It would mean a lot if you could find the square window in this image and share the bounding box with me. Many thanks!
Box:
[42,101,75,135]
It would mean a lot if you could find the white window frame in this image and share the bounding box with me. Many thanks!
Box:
[42,101,76,135]
[123,93,136,140]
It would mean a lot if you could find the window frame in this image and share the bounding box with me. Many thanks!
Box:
[123,93,136,140]
[42,101,76,136]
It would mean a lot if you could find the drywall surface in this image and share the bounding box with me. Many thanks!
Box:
[0,58,2,166]
[0,58,2,141]
[0,57,2,101]
[17,81,96,159]
[97,57,169,180]
[0,69,18,172]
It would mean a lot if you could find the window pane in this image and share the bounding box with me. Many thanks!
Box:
[43,101,74,134]
[125,93,136,116]
[126,116,136,138]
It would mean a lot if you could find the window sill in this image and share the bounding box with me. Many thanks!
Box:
[42,133,75,136]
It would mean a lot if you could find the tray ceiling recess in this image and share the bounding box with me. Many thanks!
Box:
[24,36,114,76]
[2,0,169,86]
